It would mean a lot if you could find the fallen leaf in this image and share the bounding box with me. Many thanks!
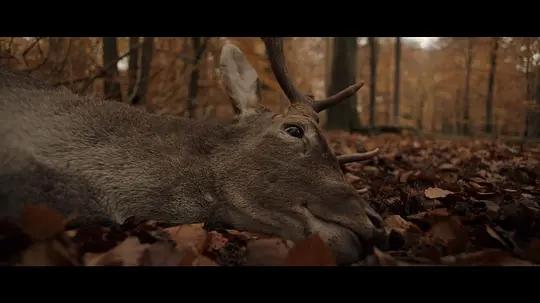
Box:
[439,163,458,171]
[19,204,65,240]
[139,242,184,266]
[400,170,414,183]
[192,255,219,266]
[207,231,229,251]
[503,188,518,193]
[373,247,400,266]
[484,200,500,217]
[83,237,149,266]
[245,238,293,266]
[441,249,533,266]
[485,225,507,248]
[426,217,468,254]
[384,215,422,235]
[425,187,454,199]
[19,240,79,266]
[525,239,540,264]
[165,224,208,253]
[345,173,361,184]
[285,234,336,266]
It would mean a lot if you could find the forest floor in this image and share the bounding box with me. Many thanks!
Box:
[1,133,540,266]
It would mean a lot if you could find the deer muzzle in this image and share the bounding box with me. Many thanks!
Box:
[304,195,388,264]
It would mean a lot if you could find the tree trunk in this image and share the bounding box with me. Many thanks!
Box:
[368,37,378,128]
[536,62,540,105]
[462,38,474,135]
[485,37,499,135]
[102,37,122,101]
[187,37,209,118]
[128,37,140,98]
[130,37,154,106]
[417,90,425,131]
[325,37,362,131]
[528,62,540,137]
[393,37,401,126]
[455,88,461,134]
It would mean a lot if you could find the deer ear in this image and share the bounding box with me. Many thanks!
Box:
[219,43,261,117]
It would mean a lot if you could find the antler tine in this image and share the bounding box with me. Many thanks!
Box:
[337,148,380,164]
[261,37,311,106]
[261,37,363,113]
[313,82,364,113]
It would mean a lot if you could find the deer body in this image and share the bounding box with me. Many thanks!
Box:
[0,39,385,264]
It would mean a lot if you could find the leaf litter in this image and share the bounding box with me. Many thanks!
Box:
[2,133,540,266]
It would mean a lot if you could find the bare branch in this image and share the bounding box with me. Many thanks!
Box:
[53,41,143,89]
[21,37,42,67]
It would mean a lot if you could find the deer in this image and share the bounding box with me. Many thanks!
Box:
[0,37,385,264]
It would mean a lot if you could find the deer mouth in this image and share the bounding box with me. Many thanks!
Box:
[300,206,386,264]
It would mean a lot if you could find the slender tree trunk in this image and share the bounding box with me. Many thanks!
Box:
[536,63,540,105]
[325,37,362,131]
[462,38,474,135]
[524,38,532,137]
[368,37,378,128]
[102,37,122,101]
[131,37,154,106]
[128,37,140,98]
[455,88,461,134]
[187,37,209,118]
[393,37,401,126]
[527,65,540,138]
[417,90,425,131]
[485,37,499,135]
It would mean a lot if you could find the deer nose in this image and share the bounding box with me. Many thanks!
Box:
[355,204,388,251]
[365,205,383,228]
[365,206,389,249]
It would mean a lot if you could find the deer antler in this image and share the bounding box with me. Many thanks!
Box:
[337,148,380,164]
[262,37,376,165]
[261,37,363,113]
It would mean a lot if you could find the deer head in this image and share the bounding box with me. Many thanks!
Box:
[210,38,385,264]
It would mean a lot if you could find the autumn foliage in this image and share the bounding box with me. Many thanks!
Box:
[1,133,539,266]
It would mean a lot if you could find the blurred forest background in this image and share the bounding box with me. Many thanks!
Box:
[1,37,539,138]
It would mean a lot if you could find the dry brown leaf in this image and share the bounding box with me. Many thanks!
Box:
[18,240,79,266]
[407,208,450,226]
[400,170,414,183]
[485,225,507,248]
[192,255,219,266]
[178,247,198,266]
[384,215,422,234]
[468,181,486,191]
[426,217,468,254]
[441,249,533,266]
[139,242,184,266]
[84,237,149,266]
[285,234,336,266]
[207,231,229,251]
[165,224,208,253]
[345,173,361,184]
[19,204,65,240]
[177,247,218,266]
[525,239,540,264]
[373,247,400,266]
[425,187,454,199]
[245,238,293,266]
[439,163,458,171]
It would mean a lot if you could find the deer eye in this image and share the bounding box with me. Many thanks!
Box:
[284,125,304,138]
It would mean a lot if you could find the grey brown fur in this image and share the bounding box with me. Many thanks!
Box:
[0,43,384,264]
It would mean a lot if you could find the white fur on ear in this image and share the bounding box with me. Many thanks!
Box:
[219,43,261,118]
